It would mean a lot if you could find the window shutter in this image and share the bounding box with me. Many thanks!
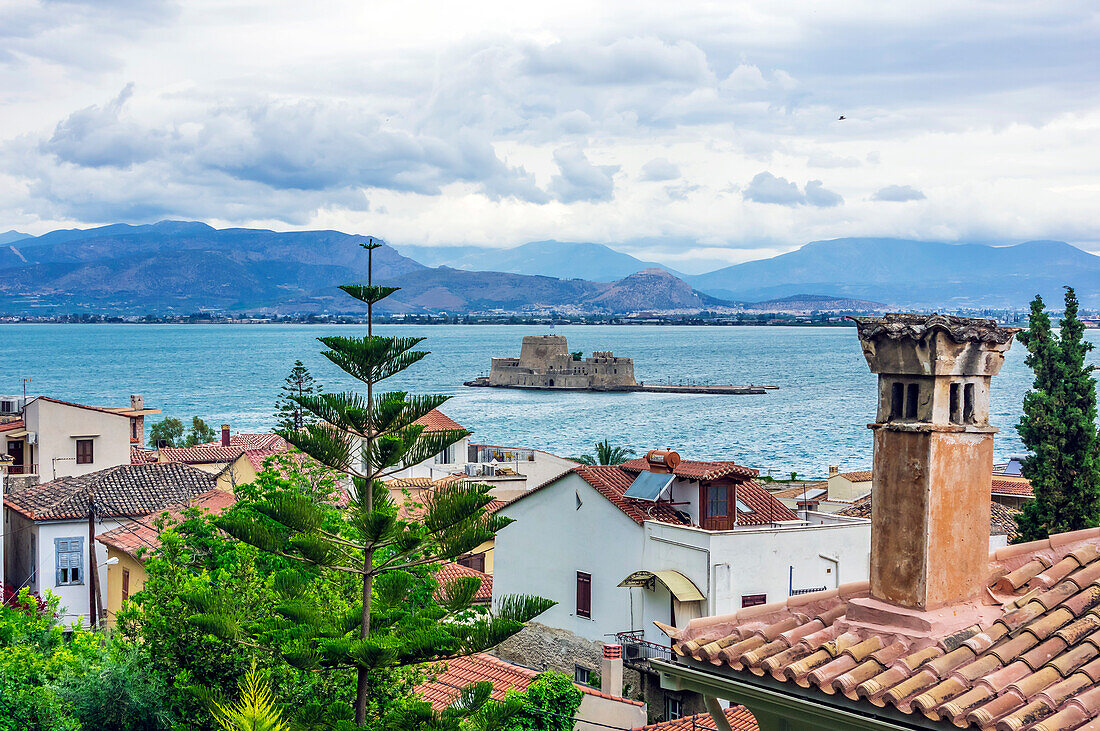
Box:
[576,571,592,618]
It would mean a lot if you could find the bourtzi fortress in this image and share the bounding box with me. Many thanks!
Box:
[487,335,636,389]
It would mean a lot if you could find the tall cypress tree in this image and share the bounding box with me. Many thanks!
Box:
[1015,287,1100,540]
[198,240,552,726]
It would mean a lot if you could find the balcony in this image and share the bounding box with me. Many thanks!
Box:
[615,630,672,669]
[8,463,37,475]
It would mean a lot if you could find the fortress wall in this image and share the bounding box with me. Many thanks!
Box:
[519,335,569,370]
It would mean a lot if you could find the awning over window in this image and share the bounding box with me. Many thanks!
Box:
[3,430,28,438]
[617,569,705,601]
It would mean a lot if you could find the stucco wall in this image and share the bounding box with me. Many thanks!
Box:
[388,436,472,480]
[493,473,645,642]
[102,547,146,626]
[37,517,125,626]
[26,400,131,480]
[577,694,648,730]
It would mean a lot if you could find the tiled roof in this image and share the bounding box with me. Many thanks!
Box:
[415,653,644,711]
[160,433,288,465]
[96,489,236,558]
[130,446,157,464]
[838,495,1022,539]
[436,562,492,602]
[621,457,759,481]
[0,418,24,433]
[4,463,216,521]
[196,433,288,451]
[413,409,466,433]
[993,478,1035,498]
[633,706,758,730]
[31,396,133,418]
[772,483,829,500]
[664,528,1100,730]
[574,465,691,526]
[837,470,873,482]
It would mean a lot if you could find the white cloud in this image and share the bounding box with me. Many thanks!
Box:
[873,184,927,202]
[0,0,1097,256]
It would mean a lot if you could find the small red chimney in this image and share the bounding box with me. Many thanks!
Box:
[601,645,624,697]
[221,424,230,447]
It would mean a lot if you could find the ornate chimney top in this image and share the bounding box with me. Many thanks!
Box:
[850,313,1017,345]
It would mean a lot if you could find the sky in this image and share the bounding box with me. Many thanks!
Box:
[1,0,1098,272]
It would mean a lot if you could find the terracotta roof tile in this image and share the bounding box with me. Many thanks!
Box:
[4,463,216,521]
[0,418,24,433]
[771,483,829,500]
[436,562,492,602]
[96,489,236,558]
[130,446,157,464]
[837,470,873,482]
[160,435,288,465]
[664,529,1100,730]
[621,457,759,481]
[993,478,1035,498]
[414,653,645,711]
[413,409,466,433]
[196,433,288,451]
[633,706,758,730]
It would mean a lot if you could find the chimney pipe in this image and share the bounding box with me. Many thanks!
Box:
[852,314,1017,610]
[600,644,623,698]
[221,424,230,447]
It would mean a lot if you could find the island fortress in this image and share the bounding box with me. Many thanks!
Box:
[489,335,636,389]
[466,335,771,394]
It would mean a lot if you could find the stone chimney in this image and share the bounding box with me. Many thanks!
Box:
[130,394,143,410]
[221,424,231,447]
[600,644,623,698]
[852,314,1017,610]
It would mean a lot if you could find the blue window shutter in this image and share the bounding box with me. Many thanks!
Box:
[55,537,64,585]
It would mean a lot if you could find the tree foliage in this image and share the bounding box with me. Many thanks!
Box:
[149,416,220,448]
[576,439,635,465]
[182,240,553,727]
[275,360,321,432]
[1015,287,1100,541]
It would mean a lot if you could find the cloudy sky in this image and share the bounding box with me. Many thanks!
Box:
[1,0,1098,271]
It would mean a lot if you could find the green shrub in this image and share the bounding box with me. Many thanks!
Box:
[0,667,79,731]
[56,648,175,731]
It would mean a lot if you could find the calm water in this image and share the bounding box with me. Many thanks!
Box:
[2,324,1092,477]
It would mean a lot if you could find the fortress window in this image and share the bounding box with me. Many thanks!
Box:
[890,382,904,420]
[964,383,976,423]
[905,384,919,419]
[950,383,961,424]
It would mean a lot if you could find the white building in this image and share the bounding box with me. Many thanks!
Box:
[492,452,871,651]
[3,462,215,624]
[1,395,159,482]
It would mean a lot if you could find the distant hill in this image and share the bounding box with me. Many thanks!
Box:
[743,293,884,312]
[0,221,727,315]
[0,230,30,245]
[686,238,1100,308]
[586,269,730,311]
[393,240,685,282]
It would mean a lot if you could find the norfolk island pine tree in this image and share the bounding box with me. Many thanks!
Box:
[194,240,554,727]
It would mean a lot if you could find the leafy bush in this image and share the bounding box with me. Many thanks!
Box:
[0,667,78,731]
[56,648,175,731]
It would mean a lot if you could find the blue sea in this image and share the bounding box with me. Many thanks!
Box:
[2,324,1090,477]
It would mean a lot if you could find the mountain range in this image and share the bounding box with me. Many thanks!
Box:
[0,220,1095,315]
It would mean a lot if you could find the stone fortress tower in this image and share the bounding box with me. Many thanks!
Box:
[488,335,636,389]
[851,313,1018,613]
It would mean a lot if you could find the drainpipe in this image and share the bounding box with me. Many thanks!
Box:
[704,696,734,731]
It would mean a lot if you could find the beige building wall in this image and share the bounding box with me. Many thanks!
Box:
[576,694,647,731]
[102,547,146,626]
[24,399,132,480]
[827,473,871,502]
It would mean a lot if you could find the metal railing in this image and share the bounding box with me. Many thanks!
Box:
[615,630,672,666]
[790,586,828,596]
[9,463,37,475]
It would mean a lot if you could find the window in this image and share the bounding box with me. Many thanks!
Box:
[734,498,754,515]
[890,382,904,419]
[576,571,592,618]
[574,665,592,685]
[76,439,94,465]
[741,593,766,608]
[433,444,456,464]
[950,383,961,424]
[665,696,683,721]
[905,384,919,419]
[707,485,728,517]
[55,537,84,586]
[122,569,130,601]
[964,383,976,423]
[457,553,485,573]
[131,419,138,441]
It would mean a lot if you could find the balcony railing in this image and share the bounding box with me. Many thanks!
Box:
[8,463,37,475]
[615,630,672,667]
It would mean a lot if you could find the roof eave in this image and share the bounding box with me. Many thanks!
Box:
[653,657,928,731]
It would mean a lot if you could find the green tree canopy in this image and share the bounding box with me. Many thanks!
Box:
[185,240,552,727]
[149,416,220,448]
[1015,287,1100,541]
[274,360,321,432]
